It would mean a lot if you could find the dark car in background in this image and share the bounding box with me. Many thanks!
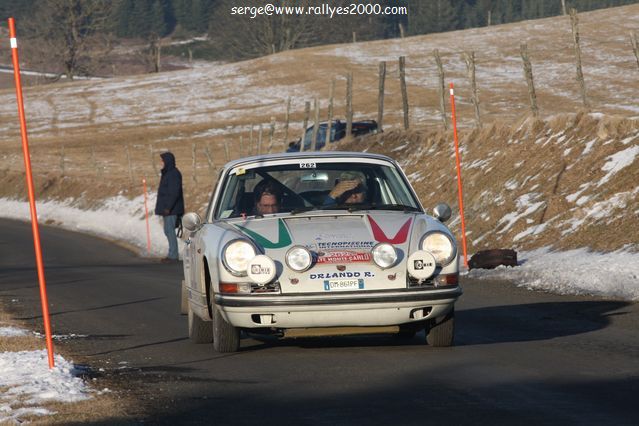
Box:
[286,119,379,152]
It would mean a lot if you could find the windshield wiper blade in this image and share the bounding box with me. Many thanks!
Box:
[290,206,317,215]
[364,204,421,212]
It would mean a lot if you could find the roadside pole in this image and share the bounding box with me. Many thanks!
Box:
[8,17,55,368]
[449,83,469,268]
[143,178,152,255]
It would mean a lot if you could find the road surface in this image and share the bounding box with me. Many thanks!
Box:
[1,218,637,425]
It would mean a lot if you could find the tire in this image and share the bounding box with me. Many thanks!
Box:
[188,304,213,343]
[212,302,240,353]
[468,249,517,270]
[425,308,455,347]
[180,280,188,315]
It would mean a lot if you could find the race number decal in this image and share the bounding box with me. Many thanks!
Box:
[299,162,316,169]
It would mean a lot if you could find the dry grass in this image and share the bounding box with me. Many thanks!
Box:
[0,5,637,236]
[337,112,639,253]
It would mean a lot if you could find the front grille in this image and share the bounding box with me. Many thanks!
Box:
[407,276,435,288]
[251,281,281,293]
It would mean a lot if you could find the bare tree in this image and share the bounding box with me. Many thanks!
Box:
[23,0,113,80]
[210,0,316,59]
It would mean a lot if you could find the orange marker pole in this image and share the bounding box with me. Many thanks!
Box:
[449,82,469,268]
[8,17,55,368]
[143,178,151,255]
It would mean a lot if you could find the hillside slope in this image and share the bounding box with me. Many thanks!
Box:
[0,5,637,254]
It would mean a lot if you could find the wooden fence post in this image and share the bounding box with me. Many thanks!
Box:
[205,142,214,172]
[90,144,98,178]
[561,0,567,15]
[257,125,263,155]
[570,8,589,108]
[249,124,254,156]
[224,140,230,162]
[283,97,291,146]
[353,32,357,43]
[463,51,481,127]
[399,56,409,130]
[520,43,539,118]
[487,10,492,26]
[399,23,405,39]
[300,101,310,152]
[239,132,244,156]
[631,31,639,71]
[191,143,197,183]
[377,61,386,132]
[310,98,320,151]
[434,49,448,130]
[268,117,276,153]
[326,78,335,147]
[125,144,133,186]
[150,144,157,176]
[60,145,65,176]
[346,72,353,137]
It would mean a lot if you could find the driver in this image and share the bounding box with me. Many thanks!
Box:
[325,171,367,205]
[253,179,281,215]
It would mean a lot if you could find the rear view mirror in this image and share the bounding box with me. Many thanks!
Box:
[433,203,452,223]
[301,171,329,182]
[182,212,202,232]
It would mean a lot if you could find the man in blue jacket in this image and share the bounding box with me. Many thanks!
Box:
[155,152,184,263]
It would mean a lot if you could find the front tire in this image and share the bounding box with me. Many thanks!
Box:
[180,280,188,315]
[425,308,455,347]
[188,304,213,343]
[212,302,240,353]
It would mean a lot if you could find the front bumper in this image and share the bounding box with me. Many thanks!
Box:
[215,286,462,328]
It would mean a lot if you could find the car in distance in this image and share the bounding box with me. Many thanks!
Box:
[181,151,461,352]
[286,119,378,152]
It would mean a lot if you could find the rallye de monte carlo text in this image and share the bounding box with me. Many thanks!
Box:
[181,152,461,352]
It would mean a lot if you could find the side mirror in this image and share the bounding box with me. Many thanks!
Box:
[182,212,202,232]
[433,203,452,223]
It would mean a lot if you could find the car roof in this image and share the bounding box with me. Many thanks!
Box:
[222,151,398,170]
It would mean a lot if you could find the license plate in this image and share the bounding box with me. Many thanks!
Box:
[323,278,364,291]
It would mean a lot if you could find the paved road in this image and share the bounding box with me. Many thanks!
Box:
[1,218,638,425]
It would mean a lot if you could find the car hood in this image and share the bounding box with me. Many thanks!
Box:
[228,211,453,293]
[231,212,416,254]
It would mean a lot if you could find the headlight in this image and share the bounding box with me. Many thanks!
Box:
[286,246,313,272]
[372,243,397,269]
[420,232,456,266]
[222,239,256,276]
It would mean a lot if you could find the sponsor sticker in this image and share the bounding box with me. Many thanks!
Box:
[316,241,375,250]
[317,250,372,264]
[251,264,271,275]
[310,271,374,280]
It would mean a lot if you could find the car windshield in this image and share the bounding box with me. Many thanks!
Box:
[214,159,421,219]
[302,125,334,150]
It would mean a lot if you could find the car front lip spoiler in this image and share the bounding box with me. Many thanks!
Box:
[215,286,462,308]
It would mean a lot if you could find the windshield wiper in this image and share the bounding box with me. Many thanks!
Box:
[370,204,421,212]
[290,206,318,215]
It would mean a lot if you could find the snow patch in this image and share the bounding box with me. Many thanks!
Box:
[468,247,639,301]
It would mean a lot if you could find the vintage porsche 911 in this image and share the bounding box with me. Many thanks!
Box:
[181,152,462,352]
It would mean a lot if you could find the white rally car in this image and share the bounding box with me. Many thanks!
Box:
[181,152,461,352]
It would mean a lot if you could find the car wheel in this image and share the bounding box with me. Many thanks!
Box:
[188,303,213,343]
[180,280,188,315]
[425,308,455,347]
[212,302,240,353]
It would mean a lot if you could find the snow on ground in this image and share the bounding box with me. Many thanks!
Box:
[0,348,94,424]
[0,195,182,259]
[467,247,639,301]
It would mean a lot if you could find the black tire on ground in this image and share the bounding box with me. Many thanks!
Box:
[468,249,518,270]
[396,323,420,339]
[180,280,188,315]
[212,302,240,353]
[425,309,455,347]
[188,304,213,343]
